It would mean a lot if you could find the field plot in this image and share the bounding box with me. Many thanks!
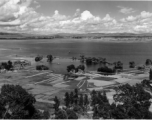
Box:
[93,76,117,81]
[0,67,149,107]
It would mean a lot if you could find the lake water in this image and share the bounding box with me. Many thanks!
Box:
[0,39,152,74]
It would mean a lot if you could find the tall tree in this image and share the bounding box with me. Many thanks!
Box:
[149,68,152,80]
[47,55,53,62]
[84,94,89,106]
[70,92,74,105]
[79,94,84,107]
[74,88,78,105]
[64,92,70,107]
[53,96,60,113]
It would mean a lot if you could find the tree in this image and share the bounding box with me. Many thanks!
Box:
[80,55,85,63]
[91,90,97,106]
[35,55,43,62]
[0,84,42,119]
[84,94,89,107]
[97,66,115,73]
[149,68,152,80]
[55,109,67,119]
[146,59,152,66]
[64,92,70,107]
[114,61,123,70]
[86,58,92,65]
[79,94,84,107]
[53,96,60,113]
[42,110,50,119]
[113,83,152,119]
[129,61,135,68]
[73,105,83,114]
[74,88,78,105]
[7,61,13,70]
[76,65,85,72]
[47,55,53,62]
[70,92,74,105]
[67,65,75,72]
[36,65,49,70]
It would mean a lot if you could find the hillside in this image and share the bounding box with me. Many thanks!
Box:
[0,32,152,42]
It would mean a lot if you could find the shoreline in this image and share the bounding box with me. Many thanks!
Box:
[0,38,151,43]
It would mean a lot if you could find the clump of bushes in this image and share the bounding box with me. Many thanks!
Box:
[67,64,85,73]
[47,55,53,62]
[114,61,123,70]
[129,61,135,68]
[35,55,43,62]
[145,59,152,66]
[0,60,13,71]
[53,82,152,119]
[97,66,115,73]
[36,65,49,70]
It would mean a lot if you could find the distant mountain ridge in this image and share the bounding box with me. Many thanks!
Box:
[0,32,152,40]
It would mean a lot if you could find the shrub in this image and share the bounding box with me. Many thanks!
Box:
[36,65,49,70]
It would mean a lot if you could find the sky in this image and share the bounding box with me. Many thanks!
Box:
[0,0,152,34]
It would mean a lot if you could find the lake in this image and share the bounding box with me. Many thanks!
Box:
[0,39,152,74]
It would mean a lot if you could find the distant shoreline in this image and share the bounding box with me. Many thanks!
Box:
[0,38,151,43]
[0,32,152,43]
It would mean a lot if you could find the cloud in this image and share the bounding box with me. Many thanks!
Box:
[126,15,137,21]
[1,1,152,34]
[117,6,136,14]
[0,19,21,26]
[80,10,94,20]
[0,0,32,22]
[52,10,67,20]
[140,11,152,18]
[74,8,81,17]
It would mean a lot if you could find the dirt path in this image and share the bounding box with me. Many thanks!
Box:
[25,71,51,78]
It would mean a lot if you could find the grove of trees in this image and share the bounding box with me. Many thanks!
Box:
[67,64,85,73]
[0,61,13,71]
[53,82,152,119]
[36,65,49,70]
[114,61,123,70]
[97,66,115,74]
[0,80,152,119]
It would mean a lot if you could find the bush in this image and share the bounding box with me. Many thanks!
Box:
[97,66,115,73]
[146,59,152,66]
[0,61,13,71]
[36,65,49,70]
[47,55,53,62]
[35,56,43,62]
[67,64,75,72]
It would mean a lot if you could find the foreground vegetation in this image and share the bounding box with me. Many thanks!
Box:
[0,79,152,119]
[53,80,152,119]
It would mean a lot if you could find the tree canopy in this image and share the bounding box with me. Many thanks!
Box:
[0,84,44,119]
